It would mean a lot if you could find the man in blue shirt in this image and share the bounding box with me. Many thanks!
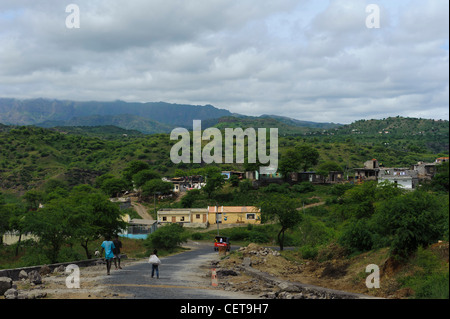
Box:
[100,235,116,275]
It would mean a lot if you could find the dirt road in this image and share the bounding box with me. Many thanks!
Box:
[131,201,154,220]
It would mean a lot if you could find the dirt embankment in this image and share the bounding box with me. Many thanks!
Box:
[217,242,449,299]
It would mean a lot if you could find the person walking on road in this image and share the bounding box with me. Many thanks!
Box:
[148,249,161,279]
[113,235,123,270]
[100,235,116,275]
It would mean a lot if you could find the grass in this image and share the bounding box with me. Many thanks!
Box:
[397,246,449,299]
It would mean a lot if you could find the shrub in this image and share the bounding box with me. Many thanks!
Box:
[145,223,186,251]
[373,190,447,258]
[298,245,318,260]
[338,219,374,254]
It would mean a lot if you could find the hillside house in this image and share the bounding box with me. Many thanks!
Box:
[378,168,419,190]
[436,157,449,164]
[157,208,208,228]
[354,159,380,182]
[167,175,205,193]
[221,171,244,180]
[413,161,437,180]
[208,206,261,225]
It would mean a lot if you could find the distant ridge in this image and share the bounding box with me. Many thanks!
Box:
[0,98,232,128]
[0,98,341,134]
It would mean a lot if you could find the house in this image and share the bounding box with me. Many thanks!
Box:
[327,171,345,183]
[157,208,208,228]
[208,206,261,225]
[294,171,323,183]
[413,161,437,180]
[221,171,244,180]
[166,175,205,193]
[245,171,257,181]
[436,157,449,164]
[354,159,380,182]
[378,168,419,190]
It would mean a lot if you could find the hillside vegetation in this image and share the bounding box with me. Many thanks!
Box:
[0,116,448,299]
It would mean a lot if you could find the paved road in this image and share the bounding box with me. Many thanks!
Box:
[102,243,257,299]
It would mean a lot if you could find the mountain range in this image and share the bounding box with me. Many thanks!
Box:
[0,98,340,134]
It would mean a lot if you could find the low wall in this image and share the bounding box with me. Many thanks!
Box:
[0,258,112,281]
[241,262,380,299]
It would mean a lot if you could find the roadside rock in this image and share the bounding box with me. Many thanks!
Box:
[19,270,28,280]
[39,265,52,276]
[53,265,66,273]
[277,281,301,293]
[0,277,13,295]
[216,269,239,278]
[28,270,42,285]
[4,288,18,299]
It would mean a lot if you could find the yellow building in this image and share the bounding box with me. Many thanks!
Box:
[157,208,208,228]
[208,206,261,225]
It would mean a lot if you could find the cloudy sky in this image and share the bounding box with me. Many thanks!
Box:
[0,0,448,124]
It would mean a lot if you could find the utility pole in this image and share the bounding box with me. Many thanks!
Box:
[216,205,220,236]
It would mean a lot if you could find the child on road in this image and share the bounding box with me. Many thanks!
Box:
[148,249,161,279]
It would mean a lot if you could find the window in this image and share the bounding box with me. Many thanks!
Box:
[247,213,256,220]
[181,216,185,221]
[162,216,167,221]
[196,214,200,219]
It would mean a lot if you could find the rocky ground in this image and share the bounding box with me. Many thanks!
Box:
[0,260,139,299]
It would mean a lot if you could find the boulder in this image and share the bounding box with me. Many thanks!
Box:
[19,270,28,280]
[28,270,42,285]
[0,277,13,295]
[4,288,18,299]
[242,257,252,267]
[216,269,239,278]
[53,265,66,273]
[39,265,52,276]
[278,281,301,293]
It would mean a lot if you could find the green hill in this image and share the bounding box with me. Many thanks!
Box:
[0,115,448,194]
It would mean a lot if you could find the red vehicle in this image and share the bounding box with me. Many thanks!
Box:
[214,236,230,252]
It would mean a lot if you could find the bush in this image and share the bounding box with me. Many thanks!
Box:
[298,245,318,260]
[238,180,253,193]
[399,247,449,299]
[338,219,374,254]
[145,223,186,251]
[262,183,290,193]
[414,272,449,299]
[373,190,447,258]
[247,231,270,244]
[292,182,315,193]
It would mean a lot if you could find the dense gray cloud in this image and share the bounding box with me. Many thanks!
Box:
[0,0,448,124]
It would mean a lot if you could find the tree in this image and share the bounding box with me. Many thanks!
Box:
[202,168,225,198]
[316,161,343,178]
[373,190,447,259]
[260,195,302,251]
[132,170,161,188]
[279,145,320,178]
[297,145,320,172]
[24,200,73,263]
[24,185,127,261]
[122,160,149,183]
[145,223,186,251]
[229,175,240,187]
[141,179,173,199]
[431,162,449,193]
[101,178,129,197]
[68,186,127,259]
[279,149,301,178]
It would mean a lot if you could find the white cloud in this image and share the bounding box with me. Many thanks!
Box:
[0,0,448,124]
